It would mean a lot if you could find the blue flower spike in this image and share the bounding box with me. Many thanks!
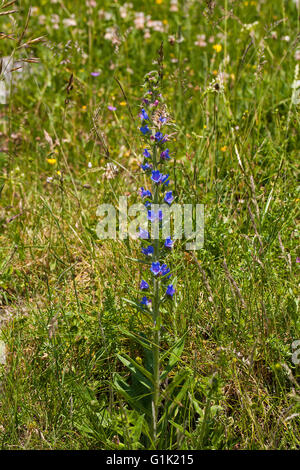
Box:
[135,72,179,443]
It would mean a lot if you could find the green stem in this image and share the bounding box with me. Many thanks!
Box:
[151,144,160,447]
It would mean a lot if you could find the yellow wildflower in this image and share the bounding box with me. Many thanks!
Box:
[120,101,127,106]
[47,158,57,165]
[213,44,222,53]
[221,146,227,152]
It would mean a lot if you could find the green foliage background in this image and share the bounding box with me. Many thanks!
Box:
[0,0,299,449]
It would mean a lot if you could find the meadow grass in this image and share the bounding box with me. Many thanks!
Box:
[0,0,299,449]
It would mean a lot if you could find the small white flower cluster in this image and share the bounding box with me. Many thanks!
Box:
[62,16,77,28]
[98,10,113,21]
[194,34,207,47]
[194,34,218,47]
[206,74,225,95]
[120,3,133,20]
[134,12,148,30]
[47,13,77,29]
[147,20,166,33]
[86,0,97,7]
[104,27,121,46]
[170,0,179,12]
[103,162,118,180]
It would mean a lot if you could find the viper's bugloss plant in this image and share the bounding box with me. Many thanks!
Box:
[137,68,176,444]
[114,52,192,450]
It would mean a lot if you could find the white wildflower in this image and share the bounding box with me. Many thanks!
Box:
[195,34,207,47]
[63,17,77,27]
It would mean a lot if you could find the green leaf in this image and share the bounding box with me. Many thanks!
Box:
[117,353,154,386]
[113,373,151,417]
[160,333,186,381]
[121,298,152,316]
[191,398,204,418]
[159,370,192,420]
[168,420,192,438]
[131,413,147,443]
[117,326,153,351]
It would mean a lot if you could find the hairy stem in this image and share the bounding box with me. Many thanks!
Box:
[151,144,160,447]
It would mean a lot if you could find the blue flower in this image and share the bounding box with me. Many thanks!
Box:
[151,262,161,276]
[147,210,157,222]
[149,263,171,277]
[166,284,175,297]
[161,174,170,186]
[164,237,173,249]
[140,108,149,120]
[155,131,164,141]
[144,200,151,208]
[160,149,170,160]
[164,191,173,205]
[140,125,151,135]
[151,170,162,184]
[138,227,149,239]
[140,187,152,198]
[140,280,149,290]
[148,210,163,221]
[141,162,152,171]
[159,116,167,124]
[141,296,151,306]
[142,245,154,256]
[143,149,151,158]
[161,264,171,277]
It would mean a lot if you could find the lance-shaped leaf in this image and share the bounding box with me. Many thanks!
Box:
[117,353,154,386]
[160,333,186,381]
